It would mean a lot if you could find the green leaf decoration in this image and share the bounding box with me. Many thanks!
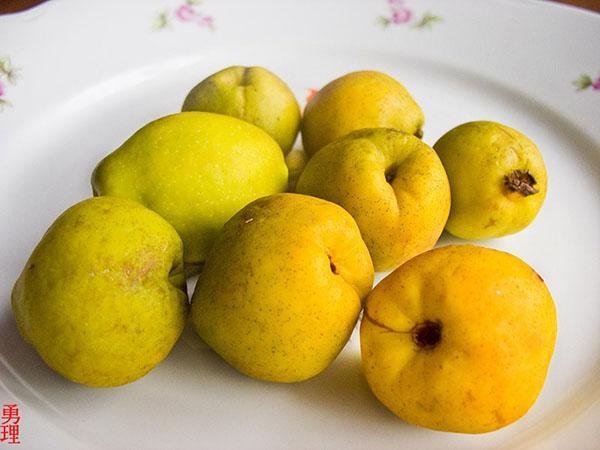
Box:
[412,12,443,29]
[0,98,11,111]
[376,16,391,28]
[152,11,169,30]
[572,74,592,91]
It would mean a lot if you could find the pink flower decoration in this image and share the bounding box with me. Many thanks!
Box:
[0,80,4,97]
[592,77,600,90]
[306,88,318,104]
[391,8,412,24]
[197,15,214,28]
[175,4,196,22]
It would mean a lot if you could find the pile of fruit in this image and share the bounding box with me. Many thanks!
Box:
[12,67,556,434]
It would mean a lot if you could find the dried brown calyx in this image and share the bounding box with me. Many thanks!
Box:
[412,321,442,350]
[363,309,442,350]
[504,170,539,196]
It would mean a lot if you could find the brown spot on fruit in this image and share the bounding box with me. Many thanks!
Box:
[484,218,497,229]
[494,410,506,425]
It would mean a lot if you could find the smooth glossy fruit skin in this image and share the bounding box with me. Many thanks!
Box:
[92,112,288,270]
[361,245,557,434]
[11,197,188,387]
[296,128,450,272]
[433,121,547,239]
[182,66,301,155]
[191,193,374,383]
[301,70,424,157]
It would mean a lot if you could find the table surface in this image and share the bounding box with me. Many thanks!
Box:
[0,0,599,14]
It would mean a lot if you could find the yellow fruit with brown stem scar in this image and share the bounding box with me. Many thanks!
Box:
[191,193,374,382]
[360,245,557,433]
[296,128,450,272]
[433,121,547,239]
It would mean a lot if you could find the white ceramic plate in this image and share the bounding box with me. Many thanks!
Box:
[1,0,599,448]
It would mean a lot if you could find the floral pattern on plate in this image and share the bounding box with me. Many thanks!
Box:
[153,0,214,31]
[305,88,318,105]
[0,56,18,111]
[572,73,600,92]
[377,0,442,29]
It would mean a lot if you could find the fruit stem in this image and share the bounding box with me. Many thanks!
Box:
[504,170,539,196]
